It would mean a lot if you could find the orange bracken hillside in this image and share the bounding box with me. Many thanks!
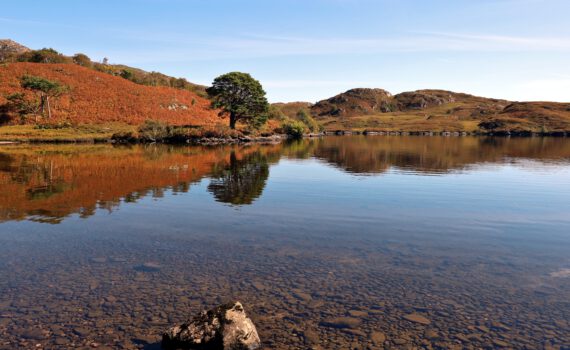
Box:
[0,62,221,126]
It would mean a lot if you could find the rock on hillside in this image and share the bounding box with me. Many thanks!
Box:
[0,39,30,61]
[311,88,394,118]
[0,62,220,126]
[394,89,507,111]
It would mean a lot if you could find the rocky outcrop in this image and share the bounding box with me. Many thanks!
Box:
[311,88,394,118]
[393,90,459,110]
[0,39,30,61]
[162,302,261,350]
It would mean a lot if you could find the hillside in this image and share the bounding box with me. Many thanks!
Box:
[304,88,570,134]
[0,62,219,126]
[0,39,207,97]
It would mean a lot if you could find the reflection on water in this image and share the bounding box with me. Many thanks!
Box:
[0,136,570,349]
[1,136,569,223]
[208,151,276,205]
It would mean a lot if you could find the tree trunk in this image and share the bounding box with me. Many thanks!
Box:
[40,94,45,117]
[229,112,237,129]
[46,96,51,119]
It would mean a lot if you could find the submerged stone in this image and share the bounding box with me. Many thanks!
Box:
[162,301,261,350]
[134,262,161,272]
[403,313,431,325]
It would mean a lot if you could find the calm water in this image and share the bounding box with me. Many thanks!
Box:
[0,136,569,350]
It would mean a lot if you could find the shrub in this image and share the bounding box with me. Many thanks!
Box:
[72,53,93,68]
[201,124,241,139]
[138,120,170,142]
[268,105,287,121]
[4,92,39,122]
[18,48,71,64]
[34,121,73,129]
[120,69,134,80]
[296,109,320,133]
[282,120,306,139]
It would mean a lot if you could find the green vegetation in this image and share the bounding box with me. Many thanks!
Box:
[0,123,135,142]
[2,47,208,97]
[20,75,68,120]
[207,72,269,130]
[268,104,323,138]
[3,93,39,123]
[18,48,71,64]
[296,109,320,133]
[281,120,306,139]
[72,53,93,67]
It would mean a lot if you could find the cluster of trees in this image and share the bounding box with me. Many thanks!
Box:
[2,75,67,123]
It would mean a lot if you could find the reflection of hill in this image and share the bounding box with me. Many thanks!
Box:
[310,136,570,174]
[0,144,280,223]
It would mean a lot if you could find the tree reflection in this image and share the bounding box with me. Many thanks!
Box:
[207,151,270,205]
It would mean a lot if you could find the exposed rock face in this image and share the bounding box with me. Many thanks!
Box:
[394,90,458,110]
[311,88,394,118]
[162,302,261,350]
[0,39,30,61]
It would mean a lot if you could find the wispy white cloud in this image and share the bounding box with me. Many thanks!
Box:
[262,79,381,88]
[114,31,570,63]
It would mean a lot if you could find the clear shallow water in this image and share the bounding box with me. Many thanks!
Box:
[0,136,569,349]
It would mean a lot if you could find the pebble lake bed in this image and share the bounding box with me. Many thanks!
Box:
[0,136,569,349]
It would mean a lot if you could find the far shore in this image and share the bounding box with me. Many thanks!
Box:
[0,128,568,145]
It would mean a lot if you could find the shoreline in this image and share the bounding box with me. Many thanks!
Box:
[1,131,569,145]
[325,130,570,137]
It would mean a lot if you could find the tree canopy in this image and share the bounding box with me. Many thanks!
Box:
[206,72,269,129]
[20,75,67,119]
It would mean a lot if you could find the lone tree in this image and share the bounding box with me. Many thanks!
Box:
[20,75,66,120]
[206,72,269,129]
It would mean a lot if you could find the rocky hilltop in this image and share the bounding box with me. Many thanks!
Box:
[312,88,394,117]
[0,39,30,61]
[276,88,570,135]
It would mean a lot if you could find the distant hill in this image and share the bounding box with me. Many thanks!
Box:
[303,88,570,134]
[0,63,219,126]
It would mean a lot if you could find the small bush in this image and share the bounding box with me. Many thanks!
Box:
[18,48,72,64]
[72,53,93,68]
[296,109,320,133]
[282,120,306,139]
[200,124,241,139]
[34,121,73,129]
[138,120,170,142]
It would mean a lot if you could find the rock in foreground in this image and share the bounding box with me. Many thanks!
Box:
[162,302,261,350]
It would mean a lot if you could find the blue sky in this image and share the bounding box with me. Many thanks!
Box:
[2,0,570,102]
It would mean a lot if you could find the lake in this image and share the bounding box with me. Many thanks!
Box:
[1,136,569,349]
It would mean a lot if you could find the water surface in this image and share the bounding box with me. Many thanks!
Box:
[1,136,569,349]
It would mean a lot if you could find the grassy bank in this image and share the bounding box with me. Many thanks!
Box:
[0,121,283,143]
[0,124,136,142]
